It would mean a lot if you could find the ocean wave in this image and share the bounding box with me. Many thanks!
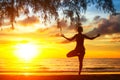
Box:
[83,67,120,72]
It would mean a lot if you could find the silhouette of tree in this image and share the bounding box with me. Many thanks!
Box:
[0,0,115,29]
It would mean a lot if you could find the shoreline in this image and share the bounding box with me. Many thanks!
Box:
[0,74,120,80]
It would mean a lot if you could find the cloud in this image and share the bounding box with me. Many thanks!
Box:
[87,15,120,35]
[60,40,71,43]
[50,33,62,37]
[73,15,88,23]
[18,16,40,26]
[110,33,120,42]
[100,33,120,42]
[93,16,101,24]
[57,16,88,30]
[57,19,68,29]
[80,16,88,23]
[85,15,120,42]
[93,16,101,21]
[36,25,62,37]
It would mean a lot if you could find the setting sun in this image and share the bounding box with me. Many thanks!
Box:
[14,43,39,61]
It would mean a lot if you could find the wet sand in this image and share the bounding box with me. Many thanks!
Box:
[0,74,120,80]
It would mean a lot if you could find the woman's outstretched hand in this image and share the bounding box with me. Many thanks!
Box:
[61,34,65,37]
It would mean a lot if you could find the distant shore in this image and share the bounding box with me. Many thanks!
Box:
[0,74,120,80]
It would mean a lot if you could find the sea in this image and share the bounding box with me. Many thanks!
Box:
[0,58,120,75]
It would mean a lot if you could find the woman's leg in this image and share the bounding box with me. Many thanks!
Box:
[78,53,85,75]
[67,50,77,57]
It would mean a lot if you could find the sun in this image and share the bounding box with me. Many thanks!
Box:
[15,43,39,61]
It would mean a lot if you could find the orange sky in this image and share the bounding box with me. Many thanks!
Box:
[0,11,120,61]
[0,27,120,62]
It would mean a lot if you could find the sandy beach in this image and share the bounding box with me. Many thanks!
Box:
[0,74,120,80]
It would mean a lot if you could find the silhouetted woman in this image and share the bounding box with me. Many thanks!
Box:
[62,24,100,75]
